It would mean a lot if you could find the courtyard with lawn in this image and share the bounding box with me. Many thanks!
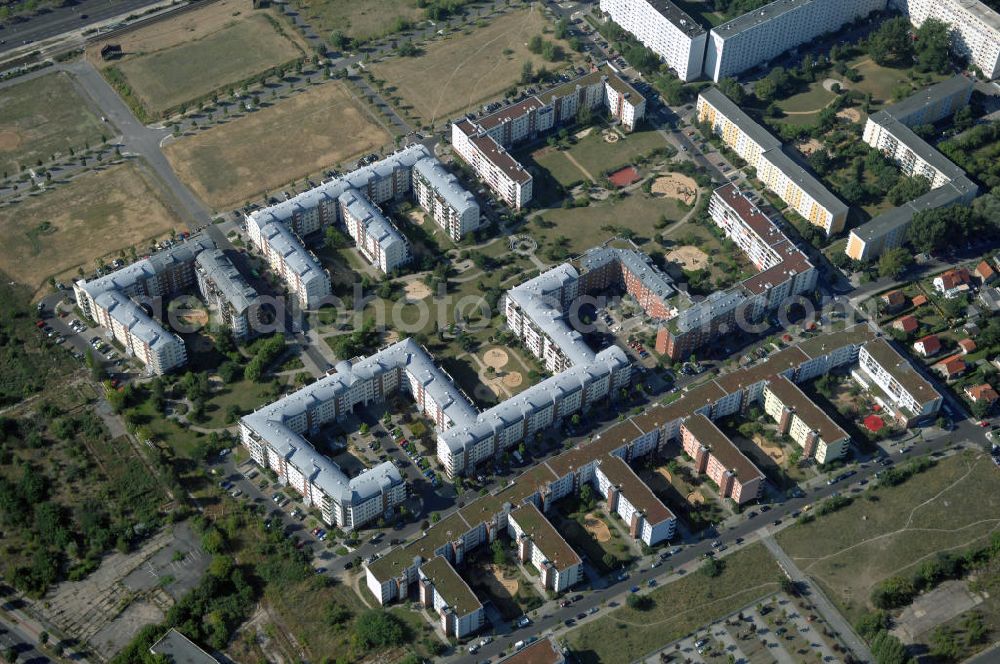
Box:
[525,125,673,187]
[0,71,108,175]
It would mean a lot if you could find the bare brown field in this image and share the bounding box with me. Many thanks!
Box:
[89,0,309,116]
[163,81,391,210]
[370,7,580,124]
[0,163,181,297]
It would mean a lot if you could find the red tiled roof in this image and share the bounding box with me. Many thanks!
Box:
[958,338,977,353]
[966,383,999,403]
[913,334,941,355]
[882,290,905,306]
[976,261,995,281]
[935,354,966,376]
[911,294,928,307]
[893,315,918,333]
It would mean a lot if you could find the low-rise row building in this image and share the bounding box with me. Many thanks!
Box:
[74,235,217,375]
[452,64,645,209]
[848,77,979,261]
[697,87,848,235]
[762,375,850,463]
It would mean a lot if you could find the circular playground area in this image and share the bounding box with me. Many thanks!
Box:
[583,512,612,543]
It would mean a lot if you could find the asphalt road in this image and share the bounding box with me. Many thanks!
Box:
[0,0,161,55]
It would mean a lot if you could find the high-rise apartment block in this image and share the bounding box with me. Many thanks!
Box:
[892,0,1000,78]
[598,0,707,81]
[704,0,885,82]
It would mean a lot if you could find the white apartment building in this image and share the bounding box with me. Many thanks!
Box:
[893,0,1000,78]
[704,0,885,82]
[762,375,849,463]
[508,503,582,592]
[246,145,476,286]
[599,0,707,81]
[195,249,260,340]
[338,187,411,274]
[853,338,943,425]
[74,234,216,375]
[240,338,474,530]
[412,158,481,240]
[697,87,848,234]
[452,64,645,209]
[247,217,332,309]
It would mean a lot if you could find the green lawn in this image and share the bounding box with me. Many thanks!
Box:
[570,127,671,180]
[0,72,107,174]
[533,191,687,256]
[550,505,631,576]
[566,543,782,664]
[776,452,1000,623]
[532,146,588,187]
[776,83,837,114]
[201,378,281,428]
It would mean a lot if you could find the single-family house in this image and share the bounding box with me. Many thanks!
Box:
[892,315,918,335]
[976,261,997,285]
[881,290,906,312]
[958,338,977,355]
[934,268,972,299]
[934,354,967,380]
[913,334,941,357]
[965,383,999,406]
[911,294,928,308]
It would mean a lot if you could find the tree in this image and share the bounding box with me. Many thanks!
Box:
[626,593,653,610]
[353,610,407,649]
[491,538,507,566]
[907,206,957,253]
[554,17,569,40]
[915,18,952,74]
[878,247,913,279]
[754,77,777,102]
[807,148,832,176]
[700,558,724,577]
[579,483,595,510]
[601,552,616,569]
[868,17,913,66]
[870,629,910,664]
[528,35,543,54]
[326,601,353,627]
[718,77,745,105]
[328,31,348,50]
[520,60,534,84]
[887,175,930,206]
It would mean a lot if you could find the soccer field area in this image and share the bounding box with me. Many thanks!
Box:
[370,7,581,125]
[0,162,181,297]
[0,72,107,176]
[163,81,391,210]
[92,0,308,118]
[776,452,1000,623]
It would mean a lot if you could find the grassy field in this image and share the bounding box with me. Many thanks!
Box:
[92,0,308,117]
[0,162,181,296]
[529,126,671,186]
[163,81,390,210]
[288,0,425,43]
[532,191,687,256]
[370,7,580,124]
[566,543,782,664]
[0,72,107,175]
[775,82,837,117]
[776,452,1000,623]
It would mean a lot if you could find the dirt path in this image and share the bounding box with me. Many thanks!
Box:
[563,150,596,183]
